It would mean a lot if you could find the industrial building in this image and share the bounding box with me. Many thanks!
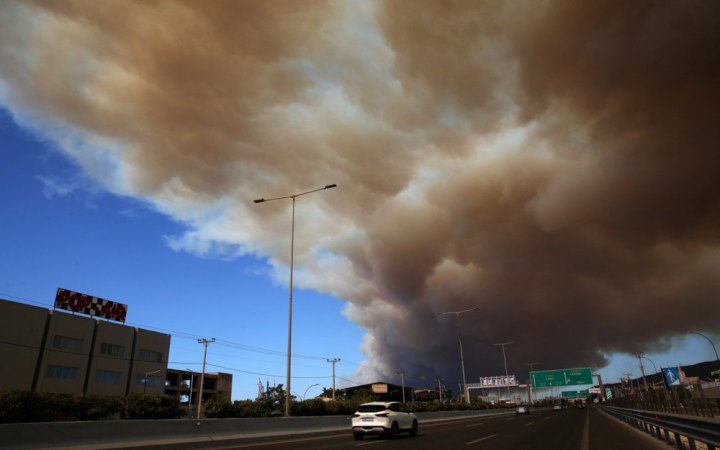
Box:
[0,297,169,396]
[0,297,233,410]
[164,368,233,414]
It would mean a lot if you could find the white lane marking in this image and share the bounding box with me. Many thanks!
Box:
[466,434,497,445]
[525,421,535,426]
[356,439,387,446]
[580,408,590,450]
[466,422,485,428]
[227,434,344,448]
[505,417,515,420]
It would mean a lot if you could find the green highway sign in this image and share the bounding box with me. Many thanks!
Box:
[530,367,594,388]
[562,389,590,398]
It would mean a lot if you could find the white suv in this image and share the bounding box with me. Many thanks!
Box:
[351,401,418,440]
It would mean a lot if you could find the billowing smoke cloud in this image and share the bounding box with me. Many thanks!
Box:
[1,0,719,388]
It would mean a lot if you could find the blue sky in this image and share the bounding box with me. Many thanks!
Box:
[0,108,366,400]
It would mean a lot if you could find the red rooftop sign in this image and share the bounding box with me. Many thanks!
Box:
[54,288,128,323]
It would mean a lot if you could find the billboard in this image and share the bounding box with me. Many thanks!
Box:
[371,383,388,394]
[478,375,518,387]
[54,288,127,322]
[531,367,593,387]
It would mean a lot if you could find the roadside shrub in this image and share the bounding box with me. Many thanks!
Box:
[0,391,122,423]
[75,395,123,421]
[123,394,184,420]
[204,394,234,418]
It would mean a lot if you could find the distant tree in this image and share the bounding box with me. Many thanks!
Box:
[346,388,378,403]
[321,387,347,400]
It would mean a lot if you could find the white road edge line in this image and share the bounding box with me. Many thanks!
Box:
[465,423,485,428]
[525,421,535,426]
[466,434,497,445]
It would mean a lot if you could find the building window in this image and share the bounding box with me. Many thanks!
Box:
[99,343,125,358]
[52,335,83,352]
[95,370,121,384]
[47,365,78,380]
[136,374,162,386]
[138,349,162,362]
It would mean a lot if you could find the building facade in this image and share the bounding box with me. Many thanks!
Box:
[0,298,169,396]
[164,368,233,415]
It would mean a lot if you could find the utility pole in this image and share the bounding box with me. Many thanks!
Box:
[437,378,443,403]
[327,358,340,401]
[396,371,407,403]
[594,372,606,401]
[524,362,538,404]
[197,338,215,420]
[637,353,649,391]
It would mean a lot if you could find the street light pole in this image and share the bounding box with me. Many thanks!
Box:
[186,368,195,418]
[254,184,337,417]
[303,383,319,401]
[690,331,720,362]
[493,341,514,400]
[437,307,479,404]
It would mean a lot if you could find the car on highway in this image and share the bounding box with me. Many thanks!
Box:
[553,404,563,411]
[351,401,418,440]
[516,405,530,415]
[575,401,585,409]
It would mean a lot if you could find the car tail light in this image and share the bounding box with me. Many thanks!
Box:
[375,413,389,417]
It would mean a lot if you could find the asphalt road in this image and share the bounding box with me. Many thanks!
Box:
[170,406,667,450]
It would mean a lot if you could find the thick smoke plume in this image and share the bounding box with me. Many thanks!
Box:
[1,0,719,387]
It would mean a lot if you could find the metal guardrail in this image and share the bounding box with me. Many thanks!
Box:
[610,394,720,418]
[599,405,720,450]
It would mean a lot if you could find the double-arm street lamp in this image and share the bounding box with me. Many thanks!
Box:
[437,307,479,403]
[254,184,337,417]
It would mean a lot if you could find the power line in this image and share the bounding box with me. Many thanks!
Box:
[0,292,356,364]
[205,363,333,380]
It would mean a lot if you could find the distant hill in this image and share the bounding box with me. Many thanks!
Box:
[604,359,720,388]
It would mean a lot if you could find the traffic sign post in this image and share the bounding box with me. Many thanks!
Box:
[530,367,593,388]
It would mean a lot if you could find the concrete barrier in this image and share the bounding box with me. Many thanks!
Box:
[0,409,514,449]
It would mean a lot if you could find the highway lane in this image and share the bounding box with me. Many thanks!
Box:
[141,406,668,450]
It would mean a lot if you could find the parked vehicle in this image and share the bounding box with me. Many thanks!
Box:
[516,405,530,415]
[351,402,418,440]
